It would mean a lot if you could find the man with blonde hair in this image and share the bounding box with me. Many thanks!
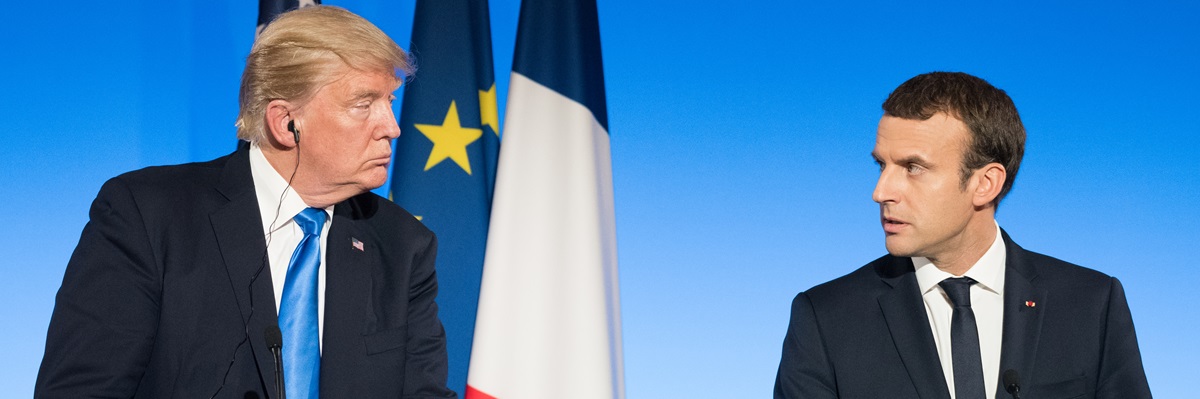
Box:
[36,6,456,398]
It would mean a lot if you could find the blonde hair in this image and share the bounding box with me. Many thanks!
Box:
[235,6,413,143]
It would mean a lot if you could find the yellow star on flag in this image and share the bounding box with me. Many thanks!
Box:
[415,101,483,174]
[479,84,500,135]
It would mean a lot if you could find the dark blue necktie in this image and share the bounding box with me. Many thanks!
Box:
[279,207,325,399]
[939,277,986,399]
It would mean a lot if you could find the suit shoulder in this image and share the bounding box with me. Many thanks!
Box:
[113,153,229,182]
[346,192,434,240]
[802,254,899,302]
[104,154,230,194]
[1018,247,1118,289]
[91,154,234,211]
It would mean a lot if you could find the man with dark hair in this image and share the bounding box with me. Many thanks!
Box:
[774,72,1150,399]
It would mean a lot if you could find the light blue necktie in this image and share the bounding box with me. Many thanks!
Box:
[279,207,325,399]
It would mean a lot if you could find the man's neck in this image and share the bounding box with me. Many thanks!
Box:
[926,216,998,276]
[258,142,347,209]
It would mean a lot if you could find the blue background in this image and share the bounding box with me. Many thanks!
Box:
[2,1,1196,397]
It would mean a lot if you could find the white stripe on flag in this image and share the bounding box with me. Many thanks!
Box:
[467,72,623,399]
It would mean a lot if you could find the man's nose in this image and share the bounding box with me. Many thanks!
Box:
[379,111,401,139]
[872,168,897,204]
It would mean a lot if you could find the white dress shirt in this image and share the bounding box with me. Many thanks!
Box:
[249,143,333,351]
[913,223,1006,399]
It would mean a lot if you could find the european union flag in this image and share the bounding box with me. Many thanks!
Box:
[389,0,498,395]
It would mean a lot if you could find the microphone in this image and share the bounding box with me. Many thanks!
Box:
[265,325,286,399]
[1003,369,1021,399]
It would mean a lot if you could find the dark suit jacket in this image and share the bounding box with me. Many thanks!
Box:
[775,230,1151,399]
[36,147,456,398]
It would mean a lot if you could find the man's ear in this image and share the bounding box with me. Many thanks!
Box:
[265,100,297,148]
[972,163,1007,207]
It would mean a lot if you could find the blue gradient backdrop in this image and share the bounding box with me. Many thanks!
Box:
[1,1,1196,397]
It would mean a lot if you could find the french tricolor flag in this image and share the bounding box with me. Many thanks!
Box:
[465,0,624,398]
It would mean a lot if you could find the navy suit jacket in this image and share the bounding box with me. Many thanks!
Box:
[775,231,1151,398]
[36,147,456,398]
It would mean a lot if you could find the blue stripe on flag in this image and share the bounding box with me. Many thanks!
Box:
[257,0,319,32]
[512,0,609,131]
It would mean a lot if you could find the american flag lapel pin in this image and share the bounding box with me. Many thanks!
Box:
[351,237,365,252]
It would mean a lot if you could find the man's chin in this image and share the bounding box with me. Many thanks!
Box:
[883,237,916,258]
[361,170,389,190]
[362,181,386,192]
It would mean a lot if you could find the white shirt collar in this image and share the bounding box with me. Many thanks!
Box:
[914,222,1007,295]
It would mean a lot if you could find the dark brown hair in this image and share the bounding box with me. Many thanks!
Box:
[882,72,1025,206]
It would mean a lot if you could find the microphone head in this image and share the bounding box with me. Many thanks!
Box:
[264,325,283,349]
[1003,369,1020,393]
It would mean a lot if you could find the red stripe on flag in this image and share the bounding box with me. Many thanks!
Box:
[465,385,497,399]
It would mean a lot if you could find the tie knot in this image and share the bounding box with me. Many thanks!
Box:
[293,207,326,236]
[939,277,977,307]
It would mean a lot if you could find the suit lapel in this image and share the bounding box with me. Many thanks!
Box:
[877,256,952,399]
[997,230,1046,399]
[320,198,375,394]
[209,147,280,397]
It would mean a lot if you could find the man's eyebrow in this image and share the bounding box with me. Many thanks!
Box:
[346,81,402,104]
[344,89,386,105]
[895,155,929,165]
[871,153,930,165]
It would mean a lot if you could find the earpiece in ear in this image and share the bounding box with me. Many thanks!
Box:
[287,120,299,144]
